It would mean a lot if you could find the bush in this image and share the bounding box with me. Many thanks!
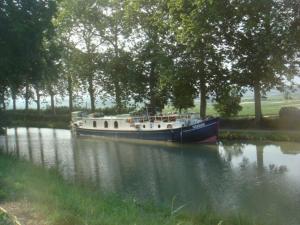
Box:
[214,88,243,118]
[278,107,300,130]
[0,127,5,135]
[279,107,300,119]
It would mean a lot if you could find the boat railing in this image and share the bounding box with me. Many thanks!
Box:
[77,114,196,123]
[129,114,192,123]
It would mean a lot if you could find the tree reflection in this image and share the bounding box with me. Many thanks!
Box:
[1,129,300,225]
[26,128,33,162]
[256,145,264,176]
[38,128,45,167]
[14,128,20,156]
[221,142,245,162]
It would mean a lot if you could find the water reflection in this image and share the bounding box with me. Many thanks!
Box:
[0,128,300,225]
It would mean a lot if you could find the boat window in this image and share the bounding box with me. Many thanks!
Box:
[158,124,161,128]
[143,125,146,128]
[114,121,118,129]
[93,121,97,128]
[167,124,172,129]
[104,121,108,128]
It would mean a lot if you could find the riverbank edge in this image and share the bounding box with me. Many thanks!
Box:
[2,121,300,142]
[219,129,300,142]
[0,153,261,225]
[4,120,69,129]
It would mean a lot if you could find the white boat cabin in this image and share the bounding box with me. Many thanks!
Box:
[71,112,202,131]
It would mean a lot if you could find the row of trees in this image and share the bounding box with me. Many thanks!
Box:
[0,0,299,122]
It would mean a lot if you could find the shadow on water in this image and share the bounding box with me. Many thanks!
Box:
[1,128,300,225]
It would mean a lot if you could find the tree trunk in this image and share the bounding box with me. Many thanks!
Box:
[67,74,73,114]
[12,93,17,111]
[88,76,95,112]
[25,82,29,111]
[36,87,40,113]
[86,39,95,113]
[115,82,122,113]
[254,83,262,123]
[11,88,17,111]
[0,92,5,110]
[149,60,158,110]
[50,92,55,115]
[199,78,207,119]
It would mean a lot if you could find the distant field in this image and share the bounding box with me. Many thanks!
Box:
[165,94,300,117]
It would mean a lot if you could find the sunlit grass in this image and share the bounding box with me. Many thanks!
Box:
[164,96,300,118]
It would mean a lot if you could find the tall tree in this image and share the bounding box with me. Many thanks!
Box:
[126,0,173,111]
[0,0,57,112]
[229,0,299,122]
[168,0,231,118]
[92,0,134,112]
[59,0,103,112]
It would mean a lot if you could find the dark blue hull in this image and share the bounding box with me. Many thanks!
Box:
[76,118,219,143]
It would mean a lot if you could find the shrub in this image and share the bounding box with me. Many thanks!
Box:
[214,88,243,118]
[278,107,300,130]
[279,107,300,119]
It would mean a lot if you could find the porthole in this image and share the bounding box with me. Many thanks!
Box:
[143,125,146,128]
[158,124,161,128]
[167,124,172,129]
[104,121,108,128]
[114,121,118,129]
[93,121,97,128]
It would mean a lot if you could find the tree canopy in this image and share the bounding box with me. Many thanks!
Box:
[0,0,299,120]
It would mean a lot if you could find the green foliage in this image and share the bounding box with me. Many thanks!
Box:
[125,0,174,110]
[214,88,243,118]
[0,0,57,85]
[167,0,231,117]
[172,79,195,112]
[170,59,197,111]
[1,0,299,119]
[227,0,300,121]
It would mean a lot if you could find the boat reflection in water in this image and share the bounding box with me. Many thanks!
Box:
[1,128,300,225]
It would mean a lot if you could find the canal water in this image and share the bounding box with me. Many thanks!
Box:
[1,128,300,225]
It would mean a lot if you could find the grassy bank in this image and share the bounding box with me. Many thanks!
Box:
[219,129,300,142]
[0,153,261,225]
[0,208,16,225]
[164,96,300,117]
[0,110,70,129]
[1,109,300,143]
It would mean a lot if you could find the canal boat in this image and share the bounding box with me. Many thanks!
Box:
[71,112,219,143]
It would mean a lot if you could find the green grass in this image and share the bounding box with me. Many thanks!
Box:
[0,153,262,225]
[0,210,14,225]
[0,110,70,129]
[164,97,300,118]
[6,120,69,129]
